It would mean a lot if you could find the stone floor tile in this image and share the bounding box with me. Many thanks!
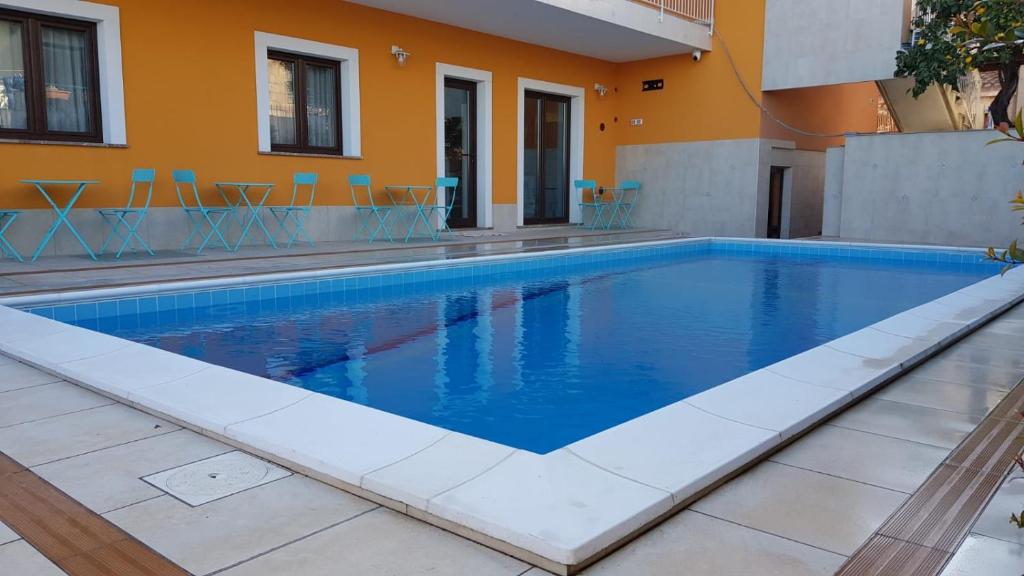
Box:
[940,534,1024,576]
[0,520,19,545]
[0,362,62,392]
[691,461,907,556]
[219,507,528,576]
[0,381,113,428]
[970,472,1024,546]
[0,540,66,575]
[104,474,376,576]
[583,510,845,576]
[907,358,1024,391]
[0,404,179,466]
[873,376,1006,417]
[829,398,983,449]
[32,429,232,514]
[771,425,949,493]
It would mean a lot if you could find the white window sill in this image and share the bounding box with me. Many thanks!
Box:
[0,138,127,148]
[258,151,362,160]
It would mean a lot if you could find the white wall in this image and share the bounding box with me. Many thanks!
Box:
[762,0,904,90]
[835,130,1024,247]
[822,147,845,237]
[616,139,765,237]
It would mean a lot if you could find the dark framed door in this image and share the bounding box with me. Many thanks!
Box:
[767,166,785,239]
[523,90,570,225]
[444,78,477,229]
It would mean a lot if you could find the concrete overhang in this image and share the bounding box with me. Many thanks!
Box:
[345,0,713,62]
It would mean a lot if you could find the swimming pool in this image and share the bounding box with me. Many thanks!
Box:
[45,241,999,453]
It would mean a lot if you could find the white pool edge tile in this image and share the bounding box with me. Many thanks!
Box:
[0,238,1021,571]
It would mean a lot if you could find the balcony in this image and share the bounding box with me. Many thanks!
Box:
[346,0,713,62]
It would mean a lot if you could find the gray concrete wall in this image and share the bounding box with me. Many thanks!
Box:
[771,147,827,239]
[838,130,1024,247]
[616,139,764,237]
[822,147,845,237]
[762,0,904,90]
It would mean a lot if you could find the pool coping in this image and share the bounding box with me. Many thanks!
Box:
[2,237,1023,575]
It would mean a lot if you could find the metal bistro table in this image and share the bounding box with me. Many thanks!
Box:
[214,182,277,250]
[22,179,100,262]
[384,185,438,242]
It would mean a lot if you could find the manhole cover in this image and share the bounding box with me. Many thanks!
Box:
[143,451,290,506]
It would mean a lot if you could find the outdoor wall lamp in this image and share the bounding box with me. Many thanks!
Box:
[391,45,411,66]
[594,83,609,97]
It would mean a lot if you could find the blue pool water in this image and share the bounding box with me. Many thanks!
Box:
[52,243,998,453]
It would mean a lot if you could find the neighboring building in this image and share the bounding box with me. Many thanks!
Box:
[0,0,969,254]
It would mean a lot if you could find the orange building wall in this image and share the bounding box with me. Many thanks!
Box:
[760,82,883,151]
[0,0,619,209]
[613,0,768,146]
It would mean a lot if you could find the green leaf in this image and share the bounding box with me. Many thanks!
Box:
[1014,110,1023,137]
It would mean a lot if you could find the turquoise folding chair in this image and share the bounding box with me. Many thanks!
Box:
[431,176,460,237]
[575,179,607,230]
[268,172,317,248]
[173,169,235,254]
[0,211,23,262]
[97,168,156,258]
[349,175,394,243]
[610,180,641,229]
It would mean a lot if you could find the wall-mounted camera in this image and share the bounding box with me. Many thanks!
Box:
[692,50,703,63]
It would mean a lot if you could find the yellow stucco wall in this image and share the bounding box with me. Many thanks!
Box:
[0,0,774,210]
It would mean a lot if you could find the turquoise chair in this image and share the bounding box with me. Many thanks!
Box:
[0,211,22,262]
[575,179,607,230]
[173,169,235,253]
[349,175,394,243]
[610,180,641,229]
[432,176,460,237]
[268,172,317,248]
[97,168,156,258]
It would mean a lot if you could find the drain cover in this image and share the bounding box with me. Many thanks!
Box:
[143,451,290,506]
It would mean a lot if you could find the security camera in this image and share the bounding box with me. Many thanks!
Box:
[692,50,703,62]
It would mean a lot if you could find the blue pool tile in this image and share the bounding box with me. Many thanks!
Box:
[244,287,260,302]
[118,299,139,316]
[176,293,195,309]
[138,297,159,314]
[75,302,98,321]
[32,307,55,319]
[195,291,212,307]
[97,300,119,319]
[211,290,230,305]
[158,295,177,311]
[260,285,276,300]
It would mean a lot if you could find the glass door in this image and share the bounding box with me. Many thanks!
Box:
[523,91,570,224]
[444,78,477,228]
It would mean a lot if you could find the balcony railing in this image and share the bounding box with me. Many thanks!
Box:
[632,0,715,25]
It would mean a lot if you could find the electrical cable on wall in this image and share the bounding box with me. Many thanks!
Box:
[713,28,852,139]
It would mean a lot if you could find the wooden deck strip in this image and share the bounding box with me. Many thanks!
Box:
[837,378,1024,576]
[0,452,190,576]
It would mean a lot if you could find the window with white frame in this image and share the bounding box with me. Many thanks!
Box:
[0,0,125,145]
[255,32,360,157]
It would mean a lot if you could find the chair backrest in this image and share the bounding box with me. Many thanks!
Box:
[291,172,318,208]
[172,169,203,210]
[348,174,375,208]
[574,179,597,203]
[619,180,641,202]
[436,177,459,210]
[126,168,157,210]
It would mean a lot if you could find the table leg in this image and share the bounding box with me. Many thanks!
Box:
[31,183,97,262]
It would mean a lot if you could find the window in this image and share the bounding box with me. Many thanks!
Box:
[0,7,101,142]
[268,51,341,155]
